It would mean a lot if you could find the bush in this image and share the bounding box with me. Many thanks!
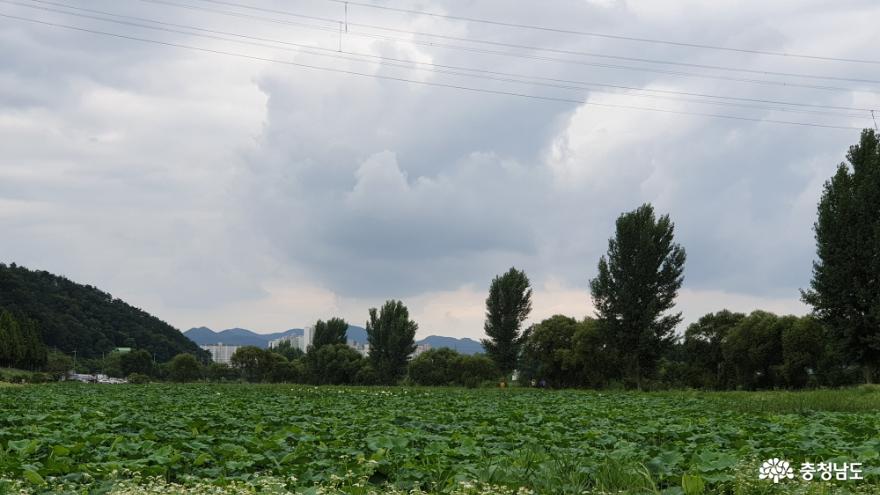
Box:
[127,373,150,384]
[407,349,500,388]
[456,355,500,388]
[305,344,366,385]
[207,362,241,382]
[408,348,461,386]
[168,354,203,382]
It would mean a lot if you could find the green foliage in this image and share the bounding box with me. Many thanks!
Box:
[0,385,878,493]
[206,362,240,382]
[167,354,202,382]
[0,263,208,362]
[589,203,686,389]
[311,317,349,349]
[43,350,72,381]
[682,310,745,389]
[721,311,791,390]
[305,343,366,385]
[408,348,500,387]
[407,348,462,386]
[230,346,275,382]
[269,340,304,362]
[481,267,532,376]
[127,372,150,384]
[120,349,154,377]
[0,309,47,370]
[366,300,418,384]
[520,315,580,388]
[802,129,880,383]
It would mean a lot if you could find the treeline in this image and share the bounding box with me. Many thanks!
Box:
[0,310,47,370]
[480,130,880,389]
[517,311,861,390]
[0,263,209,361]
[198,303,496,386]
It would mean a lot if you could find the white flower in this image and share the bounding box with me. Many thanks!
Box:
[759,458,795,483]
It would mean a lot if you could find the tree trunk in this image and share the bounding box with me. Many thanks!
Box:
[864,364,876,384]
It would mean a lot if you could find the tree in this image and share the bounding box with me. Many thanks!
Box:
[230,346,273,382]
[408,348,462,386]
[120,350,153,377]
[0,310,23,367]
[168,353,202,382]
[207,362,240,382]
[305,343,366,385]
[682,311,745,389]
[366,300,418,384]
[44,350,73,380]
[520,315,580,388]
[481,267,532,376]
[271,340,304,361]
[781,316,827,388]
[454,354,500,388]
[802,129,880,383]
[570,318,617,388]
[721,311,790,390]
[311,317,349,349]
[589,204,686,389]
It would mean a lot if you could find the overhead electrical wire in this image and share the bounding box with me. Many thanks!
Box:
[0,12,865,131]
[183,0,880,85]
[317,0,880,66]
[124,0,871,93]
[8,0,874,121]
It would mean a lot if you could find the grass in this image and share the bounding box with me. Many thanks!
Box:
[691,386,880,414]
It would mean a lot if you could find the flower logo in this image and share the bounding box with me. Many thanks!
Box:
[759,458,795,483]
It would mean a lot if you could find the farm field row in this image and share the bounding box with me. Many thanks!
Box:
[0,384,878,494]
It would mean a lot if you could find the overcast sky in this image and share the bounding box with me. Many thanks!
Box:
[1,0,877,338]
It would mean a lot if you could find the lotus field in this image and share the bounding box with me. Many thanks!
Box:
[0,384,879,494]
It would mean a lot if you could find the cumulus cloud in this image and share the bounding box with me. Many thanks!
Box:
[1,0,876,337]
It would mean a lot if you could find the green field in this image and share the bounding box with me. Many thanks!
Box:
[1,385,878,494]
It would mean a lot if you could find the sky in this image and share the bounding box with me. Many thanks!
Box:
[1,0,878,339]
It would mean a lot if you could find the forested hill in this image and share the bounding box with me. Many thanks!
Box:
[0,263,207,361]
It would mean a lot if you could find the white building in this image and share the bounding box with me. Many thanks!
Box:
[412,343,431,358]
[269,328,313,352]
[201,343,240,364]
[348,340,369,357]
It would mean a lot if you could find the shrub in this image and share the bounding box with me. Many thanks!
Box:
[127,373,150,384]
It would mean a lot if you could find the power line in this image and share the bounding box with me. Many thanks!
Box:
[12,0,874,120]
[0,12,864,131]
[188,0,880,85]
[318,0,880,66]
[127,0,870,93]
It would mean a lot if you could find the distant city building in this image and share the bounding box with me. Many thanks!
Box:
[269,334,303,350]
[269,327,313,352]
[348,340,369,357]
[412,343,431,358]
[201,343,240,364]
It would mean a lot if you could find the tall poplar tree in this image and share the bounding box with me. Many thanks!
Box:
[802,129,880,383]
[366,300,417,384]
[481,267,532,376]
[311,317,349,349]
[589,204,686,389]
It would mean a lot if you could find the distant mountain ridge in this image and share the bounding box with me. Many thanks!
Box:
[185,326,483,354]
[184,326,368,349]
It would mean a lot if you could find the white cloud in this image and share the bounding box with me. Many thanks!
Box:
[1,0,876,339]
